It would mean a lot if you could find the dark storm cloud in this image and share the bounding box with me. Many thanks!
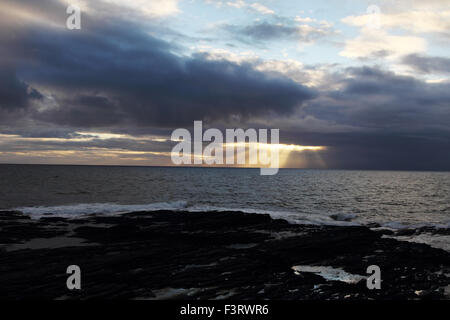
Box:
[332,67,450,129]
[281,130,450,171]
[31,51,315,127]
[0,1,315,129]
[0,65,43,123]
[0,67,40,111]
[402,54,450,74]
[34,51,315,127]
[281,66,450,170]
[293,66,450,133]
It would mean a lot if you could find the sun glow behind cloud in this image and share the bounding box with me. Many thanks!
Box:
[74,132,170,142]
[221,142,325,168]
[0,133,172,165]
[0,133,326,168]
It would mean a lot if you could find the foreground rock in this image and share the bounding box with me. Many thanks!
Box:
[0,210,449,299]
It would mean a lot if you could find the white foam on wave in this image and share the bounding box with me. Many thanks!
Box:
[14,201,360,226]
[383,233,450,252]
[15,201,189,219]
[379,221,450,231]
[186,204,360,227]
[13,201,450,232]
[13,202,450,253]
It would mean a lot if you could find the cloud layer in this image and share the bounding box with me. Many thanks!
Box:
[0,0,449,170]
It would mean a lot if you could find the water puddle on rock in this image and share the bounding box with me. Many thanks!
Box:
[292,265,366,284]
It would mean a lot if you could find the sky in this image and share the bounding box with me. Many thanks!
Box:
[0,0,449,170]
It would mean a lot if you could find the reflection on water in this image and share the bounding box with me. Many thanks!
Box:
[0,164,449,227]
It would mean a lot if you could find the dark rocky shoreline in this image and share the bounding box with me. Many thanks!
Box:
[0,210,449,300]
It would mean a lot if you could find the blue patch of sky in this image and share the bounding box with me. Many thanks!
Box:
[159,0,444,75]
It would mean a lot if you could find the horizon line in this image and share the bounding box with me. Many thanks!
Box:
[0,163,449,173]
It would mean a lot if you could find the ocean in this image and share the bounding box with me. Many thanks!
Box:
[1,164,450,299]
[1,164,449,230]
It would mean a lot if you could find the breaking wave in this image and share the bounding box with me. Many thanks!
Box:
[13,201,450,231]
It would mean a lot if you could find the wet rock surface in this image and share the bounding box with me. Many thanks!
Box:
[0,210,449,300]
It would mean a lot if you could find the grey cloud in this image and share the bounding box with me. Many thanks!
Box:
[227,22,300,40]
[0,4,315,129]
[402,54,450,74]
[304,66,450,131]
[221,18,335,44]
[0,65,43,122]
[280,66,450,170]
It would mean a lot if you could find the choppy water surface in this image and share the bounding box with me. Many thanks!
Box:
[0,164,449,229]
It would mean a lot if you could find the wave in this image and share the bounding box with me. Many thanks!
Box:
[15,201,190,219]
[12,201,450,253]
[13,201,450,230]
[186,204,361,227]
[14,201,361,227]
